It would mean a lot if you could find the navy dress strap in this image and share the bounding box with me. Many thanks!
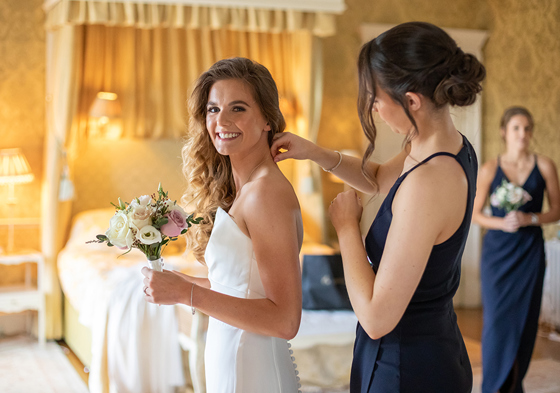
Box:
[406,151,460,174]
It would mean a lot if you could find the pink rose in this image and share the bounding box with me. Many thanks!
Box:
[160,209,187,237]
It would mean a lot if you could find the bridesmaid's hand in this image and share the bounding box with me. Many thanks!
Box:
[328,190,363,233]
[270,132,319,163]
[502,211,523,232]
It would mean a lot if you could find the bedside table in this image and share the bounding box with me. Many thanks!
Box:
[0,250,46,345]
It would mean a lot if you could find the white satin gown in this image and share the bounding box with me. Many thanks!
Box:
[204,207,301,393]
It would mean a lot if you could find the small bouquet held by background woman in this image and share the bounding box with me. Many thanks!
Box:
[87,184,202,271]
[490,179,532,213]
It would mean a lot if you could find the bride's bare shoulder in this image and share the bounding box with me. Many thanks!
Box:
[243,168,300,215]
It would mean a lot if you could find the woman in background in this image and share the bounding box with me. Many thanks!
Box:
[142,57,303,393]
[473,106,560,393]
[272,22,485,392]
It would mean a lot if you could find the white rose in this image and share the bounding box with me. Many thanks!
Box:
[130,195,152,209]
[106,211,134,249]
[494,187,508,205]
[507,187,524,205]
[128,204,153,230]
[136,225,162,245]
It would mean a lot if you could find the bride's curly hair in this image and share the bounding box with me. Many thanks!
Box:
[181,57,286,263]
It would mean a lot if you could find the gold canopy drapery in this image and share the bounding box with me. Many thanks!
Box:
[42,0,342,342]
[44,0,338,36]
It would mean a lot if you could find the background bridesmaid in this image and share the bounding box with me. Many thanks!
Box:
[473,106,560,393]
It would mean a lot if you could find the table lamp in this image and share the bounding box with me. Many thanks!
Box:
[0,148,35,252]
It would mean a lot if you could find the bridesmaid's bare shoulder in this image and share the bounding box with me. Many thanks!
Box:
[536,154,558,177]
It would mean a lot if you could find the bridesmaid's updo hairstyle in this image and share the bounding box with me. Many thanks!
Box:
[357,21,486,189]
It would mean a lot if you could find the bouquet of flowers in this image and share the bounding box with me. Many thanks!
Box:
[87,184,202,271]
[490,179,532,213]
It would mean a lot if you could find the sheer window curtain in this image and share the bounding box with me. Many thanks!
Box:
[43,1,337,339]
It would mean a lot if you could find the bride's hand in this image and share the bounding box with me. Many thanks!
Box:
[270,132,319,162]
[141,267,192,305]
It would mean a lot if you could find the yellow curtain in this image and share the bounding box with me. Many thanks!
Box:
[42,1,332,340]
[42,24,85,340]
[75,24,326,235]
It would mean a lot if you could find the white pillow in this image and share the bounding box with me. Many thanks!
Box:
[65,208,116,247]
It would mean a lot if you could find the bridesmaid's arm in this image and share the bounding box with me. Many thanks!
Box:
[527,155,560,225]
[271,132,408,195]
[331,158,467,339]
[472,159,514,231]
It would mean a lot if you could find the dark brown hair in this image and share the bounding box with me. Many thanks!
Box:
[500,106,534,131]
[357,22,486,190]
[182,57,285,262]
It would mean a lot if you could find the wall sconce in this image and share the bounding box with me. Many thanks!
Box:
[89,91,123,139]
[0,148,35,253]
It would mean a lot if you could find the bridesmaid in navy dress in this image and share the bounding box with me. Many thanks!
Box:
[473,107,560,393]
[272,22,485,392]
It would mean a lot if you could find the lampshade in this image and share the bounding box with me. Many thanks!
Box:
[89,91,123,139]
[89,91,122,118]
[0,148,35,185]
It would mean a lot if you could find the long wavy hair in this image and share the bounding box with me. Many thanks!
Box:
[357,22,486,191]
[182,57,286,263]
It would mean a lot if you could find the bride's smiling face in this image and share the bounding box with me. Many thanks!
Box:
[206,79,271,157]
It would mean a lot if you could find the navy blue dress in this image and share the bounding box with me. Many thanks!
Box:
[351,135,477,393]
[480,156,546,393]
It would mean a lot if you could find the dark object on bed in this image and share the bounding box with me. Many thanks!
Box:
[302,254,352,310]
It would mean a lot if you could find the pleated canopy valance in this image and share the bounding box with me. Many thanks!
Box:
[43,0,345,36]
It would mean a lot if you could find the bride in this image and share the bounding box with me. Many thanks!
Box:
[142,57,303,393]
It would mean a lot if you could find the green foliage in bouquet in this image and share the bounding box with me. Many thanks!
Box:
[88,184,202,261]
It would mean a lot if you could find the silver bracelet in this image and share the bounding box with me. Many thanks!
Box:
[530,213,539,225]
[190,283,196,315]
[322,151,343,173]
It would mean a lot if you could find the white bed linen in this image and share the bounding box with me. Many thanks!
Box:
[292,310,358,349]
[58,209,194,393]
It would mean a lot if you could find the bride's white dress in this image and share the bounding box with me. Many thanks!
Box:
[204,207,301,393]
